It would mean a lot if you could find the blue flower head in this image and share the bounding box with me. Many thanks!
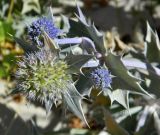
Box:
[90,67,112,89]
[28,17,60,43]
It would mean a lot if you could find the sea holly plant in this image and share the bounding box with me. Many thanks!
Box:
[11,4,160,130]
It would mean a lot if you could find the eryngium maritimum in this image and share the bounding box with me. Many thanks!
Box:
[15,48,71,110]
[90,67,112,89]
[28,17,60,43]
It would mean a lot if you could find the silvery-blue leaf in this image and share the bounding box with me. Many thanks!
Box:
[153,111,160,133]
[68,6,105,54]
[63,84,89,127]
[123,58,160,97]
[103,108,130,135]
[68,19,105,54]
[14,37,39,53]
[135,106,150,132]
[21,0,41,14]
[81,37,97,54]
[48,7,56,24]
[76,74,93,96]
[105,52,152,97]
[61,15,70,33]
[139,62,160,97]
[106,89,129,110]
[44,97,53,115]
[115,106,142,123]
[144,22,160,63]
[122,58,160,76]
[65,54,93,73]
[76,3,89,26]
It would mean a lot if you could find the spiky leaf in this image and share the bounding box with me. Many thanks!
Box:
[123,58,160,97]
[68,5,106,54]
[14,37,39,53]
[139,63,160,97]
[103,108,130,135]
[144,22,160,63]
[21,0,41,14]
[65,54,93,73]
[63,84,89,127]
[44,97,53,115]
[76,74,93,96]
[61,15,70,34]
[107,89,129,110]
[104,52,151,96]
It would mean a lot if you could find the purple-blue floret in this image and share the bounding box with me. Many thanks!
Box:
[90,67,112,89]
[28,17,60,43]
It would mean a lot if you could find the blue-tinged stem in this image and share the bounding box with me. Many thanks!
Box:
[82,59,99,68]
[55,37,82,44]
[83,58,160,76]
[55,37,160,76]
[55,37,97,52]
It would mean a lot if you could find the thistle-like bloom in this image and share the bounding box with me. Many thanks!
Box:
[15,48,71,111]
[28,17,60,43]
[90,67,112,89]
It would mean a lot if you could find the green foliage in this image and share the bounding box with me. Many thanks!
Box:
[0,53,16,78]
[0,20,16,79]
[0,21,15,42]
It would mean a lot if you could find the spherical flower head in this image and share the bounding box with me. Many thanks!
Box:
[90,67,112,89]
[15,48,71,105]
[28,17,60,43]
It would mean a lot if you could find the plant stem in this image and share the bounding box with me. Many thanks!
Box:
[7,0,15,21]
[56,37,96,52]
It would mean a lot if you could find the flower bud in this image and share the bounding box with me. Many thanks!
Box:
[90,67,112,89]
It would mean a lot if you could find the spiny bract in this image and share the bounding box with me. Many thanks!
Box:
[15,48,71,105]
